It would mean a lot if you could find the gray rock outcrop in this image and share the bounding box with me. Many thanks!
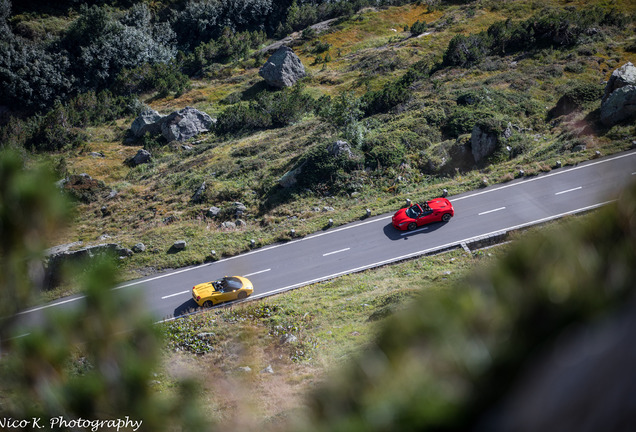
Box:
[191,181,206,203]
[279,161,306,188]
[45,243,132,287]
[602,62,636,104]
[129,107,215,142]
[600,62,636,126]
[471,125,499,163]
[207,206,221,218]
[161,107,215,142]
[130,109,164,137]
[259,46,306,88]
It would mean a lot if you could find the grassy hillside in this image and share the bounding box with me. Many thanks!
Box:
[4,0,634,300]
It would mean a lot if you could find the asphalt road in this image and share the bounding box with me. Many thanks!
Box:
[15,149,636,329]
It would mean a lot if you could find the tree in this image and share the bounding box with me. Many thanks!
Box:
[0,149,209,430]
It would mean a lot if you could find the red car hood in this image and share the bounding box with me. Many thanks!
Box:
[392,208,411,225]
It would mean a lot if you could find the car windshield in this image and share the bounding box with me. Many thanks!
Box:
[405,204,422,219]
[221,277,243,292]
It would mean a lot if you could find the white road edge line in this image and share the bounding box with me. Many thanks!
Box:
[400,226,429,236]
[17,296,85,315]
[323,248,350,257]
[479,207,506,216]
[162,291,189,300]
[115,263,213,290]
[555,186,582,195]
[452,151,635,202]
[243,268,271,277]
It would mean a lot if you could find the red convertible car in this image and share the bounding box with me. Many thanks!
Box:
[392,198,454,231]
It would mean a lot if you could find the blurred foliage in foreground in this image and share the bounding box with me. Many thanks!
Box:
[301,180,636,432]
[0,148,209,430]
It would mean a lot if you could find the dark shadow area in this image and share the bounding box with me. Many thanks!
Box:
[240,80,270,101]
[173,299,200,318]
[167,245,185,254]
[382,221,447,240]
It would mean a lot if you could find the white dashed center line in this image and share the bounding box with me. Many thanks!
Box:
[555,186,582,195]
[243,268,271,277]
[478,207,506,216]
[323,248,350,257]
[162,291,189,300]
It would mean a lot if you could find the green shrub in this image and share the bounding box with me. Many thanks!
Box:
[114,62,190,97]
[443,33,490,67]
[362,139,406,169]
[410,20,427,35]
[217,86,315,135]
[295,143,359,189]
[443,108,491,138]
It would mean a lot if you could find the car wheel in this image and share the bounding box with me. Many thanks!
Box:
[203,300,213,307]
[407,222,417,231]
[442,213,452,222]
[237,291,247,299]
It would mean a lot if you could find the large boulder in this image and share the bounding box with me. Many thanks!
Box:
[471,124,499,164]
[601,62,636,104]
[600,63,636,126]
[259,46,306,88]
[160,106,215,142]
[130,109,164,138]
[129,107,215,142]
[600,86,636,126]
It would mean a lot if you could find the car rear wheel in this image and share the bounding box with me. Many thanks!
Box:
[203,300,213,307]
[442,213,452,222]
[407,222,417,231]
[237,291,247,299]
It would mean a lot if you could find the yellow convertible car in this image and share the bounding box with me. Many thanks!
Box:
[192,276,254,307]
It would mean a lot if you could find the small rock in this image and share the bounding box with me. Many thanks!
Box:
[322,206,335,212]
[89,152,105,158]
[130,149,152,167]
[237,366,252,373]
[207,206,221,218]
[235,219,246,227]
[221,221,236,229]
[281,334,298,344]
[260,365,274,374]
[132,243,146,253]
[173,240,187,250]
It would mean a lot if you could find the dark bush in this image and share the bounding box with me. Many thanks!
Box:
[294,144,358,189]
[217,86,315,135]
[362,138,406,169]
[443,6,628,67]
[114,62,190,97]
[410,20,427,35]
[443,33,490,67]
[443,108,491,138]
